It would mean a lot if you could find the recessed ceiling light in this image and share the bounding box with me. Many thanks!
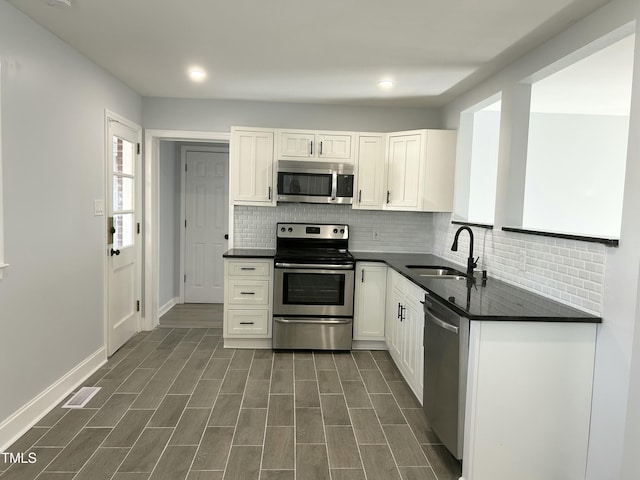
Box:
[378,79,394,89]
[188,68,207,82]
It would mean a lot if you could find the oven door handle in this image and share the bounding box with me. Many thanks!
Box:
[275,262,354,270]
[274,317,352,324]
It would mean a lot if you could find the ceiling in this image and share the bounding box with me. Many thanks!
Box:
[8,0,612,107]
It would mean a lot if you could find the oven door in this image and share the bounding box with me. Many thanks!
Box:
[274,265,354,317]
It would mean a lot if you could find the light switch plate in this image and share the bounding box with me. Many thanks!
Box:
[94,199,105,216]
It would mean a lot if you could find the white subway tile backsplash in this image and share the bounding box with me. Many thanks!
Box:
[233,204,433,253]
[432,212,606,315]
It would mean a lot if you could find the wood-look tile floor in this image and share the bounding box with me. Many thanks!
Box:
[0,328,462,480]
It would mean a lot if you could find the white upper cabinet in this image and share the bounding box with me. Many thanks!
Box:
[353,134,386,209]
[277,129,355,162]
[231,127,276,206]
[384,129,457,212]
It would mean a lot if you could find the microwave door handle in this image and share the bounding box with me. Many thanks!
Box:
[331,172,337,201]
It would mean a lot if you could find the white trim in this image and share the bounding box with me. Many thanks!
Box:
[144,129,232,332]
[159,296,180,318]
[0,61,6,280]
[352,340,387,350]
[0,346,107,451]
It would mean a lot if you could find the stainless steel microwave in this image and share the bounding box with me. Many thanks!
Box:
[276,160,354,204]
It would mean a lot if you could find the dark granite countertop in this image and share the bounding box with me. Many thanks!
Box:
[223,248,276,258]
[353,251,601,323]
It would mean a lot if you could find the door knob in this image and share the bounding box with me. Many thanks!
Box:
[110,248,121,256]
[224,234,229,240]
[110,226,116,235]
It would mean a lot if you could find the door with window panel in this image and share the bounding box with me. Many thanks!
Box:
[107,120,141,356]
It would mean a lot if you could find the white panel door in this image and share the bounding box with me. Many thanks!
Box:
[279,131,315,158]
[184,150,229,303]
[107,120,141,356]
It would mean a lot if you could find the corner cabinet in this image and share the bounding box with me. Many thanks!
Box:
[277,129,355,162]
[230,127,275,206]
[353,262,387,348]
[384,129,457,212]
[223,258,273,348]
[385,269,425,403]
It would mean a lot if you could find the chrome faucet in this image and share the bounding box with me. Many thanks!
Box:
[451,226,479,278]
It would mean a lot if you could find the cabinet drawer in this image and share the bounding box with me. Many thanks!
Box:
[227,279,270,305]
[227,309,269,335]
[227,261,271,277]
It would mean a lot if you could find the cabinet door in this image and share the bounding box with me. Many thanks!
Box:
[279,131,315,158]
[422,129,457,212]
[386,134,422,210]
[403,287,425,400]
[354,263,387,340]
[385,270,403,362]
[232,129,275,205]
[317,133,353,161]
[354,134,385,209]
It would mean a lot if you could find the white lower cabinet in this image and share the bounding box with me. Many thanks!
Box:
[223,258,273,346]
[385,269,425,403]
[462,320,597,480]
[353,262,387,347]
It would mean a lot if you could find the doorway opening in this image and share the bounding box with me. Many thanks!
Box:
[144,130,232,331]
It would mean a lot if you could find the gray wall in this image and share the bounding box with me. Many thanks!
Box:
[142,97,441,132]
[0,2,141,425]
[158,141,181,308]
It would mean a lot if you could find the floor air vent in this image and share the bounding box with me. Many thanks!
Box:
[62,386,101,409]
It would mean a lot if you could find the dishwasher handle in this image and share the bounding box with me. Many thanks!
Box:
[426,308,459,334]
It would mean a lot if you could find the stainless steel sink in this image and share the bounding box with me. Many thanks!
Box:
[405,265,467,279]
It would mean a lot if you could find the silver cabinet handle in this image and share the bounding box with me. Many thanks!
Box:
[397,302,402,319]
[240,267,256,271]
[358,189,362,204]
[240,291,256,295]
[274,317,351,324]
[310,140,314,156]
[361,268,365,283]
[319,141,323,156]
[400,305,405,322]
[239,321,255,325]
[268,186,272,200]
[386,191,390,204]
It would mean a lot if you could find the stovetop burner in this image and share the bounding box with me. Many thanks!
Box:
[275,223,354,266]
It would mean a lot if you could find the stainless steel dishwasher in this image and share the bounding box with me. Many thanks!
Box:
[423,293,470,460]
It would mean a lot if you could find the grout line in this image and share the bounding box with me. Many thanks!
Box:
[257,351,275,480]
[311,352,327,480]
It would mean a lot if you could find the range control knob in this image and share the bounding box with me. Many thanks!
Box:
[333,228,338,234]
[340,229,345,234]
[288,227,293,232]
[280,227,286,232]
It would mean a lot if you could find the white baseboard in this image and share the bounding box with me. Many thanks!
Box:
[0,346,107,452]
[352,340,387,350]
[159,297,180,318]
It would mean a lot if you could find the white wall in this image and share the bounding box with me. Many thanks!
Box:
[0,1,141,434]
[440,0,640,477]
[523,112,628,237]
[142,97,440,133]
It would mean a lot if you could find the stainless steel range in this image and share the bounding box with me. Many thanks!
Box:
[272,223,355,350]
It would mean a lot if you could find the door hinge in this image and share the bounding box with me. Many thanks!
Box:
[136,300,140,312]
[136,143,141,155]
[137,222,141,234]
